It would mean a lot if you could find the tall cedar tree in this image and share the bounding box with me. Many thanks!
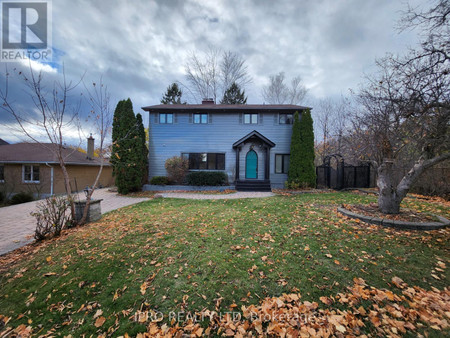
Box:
[136,113,148,184]
[111,99,143,194]
[220,82,247,104]
[161,83,183,104]
[288,110,316,187]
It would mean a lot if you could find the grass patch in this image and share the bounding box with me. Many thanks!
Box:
[0,192,448,336]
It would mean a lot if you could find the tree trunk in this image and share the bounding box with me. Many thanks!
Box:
[377,160,401,214]
[377,153,450,214]
[78,161,105,225]
[60,162,76,221]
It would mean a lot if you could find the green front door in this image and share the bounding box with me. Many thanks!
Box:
[246,150,258,179]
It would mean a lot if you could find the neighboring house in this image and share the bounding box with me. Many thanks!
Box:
[142,100,310,190]
[0,137,114,198]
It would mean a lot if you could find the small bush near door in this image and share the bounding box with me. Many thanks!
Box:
[187,171,227,186]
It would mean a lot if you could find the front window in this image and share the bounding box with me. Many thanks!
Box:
[279,113,293,124]
[193,113,208,124]
[182,153,225,170]
[159,113,173,124]
[0,165,4,182]
[275,154,290,174]
[23,165,40,183]
[244,113,258,124]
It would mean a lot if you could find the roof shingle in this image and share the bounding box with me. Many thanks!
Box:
[0,143,109,166]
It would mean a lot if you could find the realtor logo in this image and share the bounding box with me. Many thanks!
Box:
[1,1,52,62]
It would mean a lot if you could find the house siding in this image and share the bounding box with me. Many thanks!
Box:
[148,111,296,188]
[0,163,114,198]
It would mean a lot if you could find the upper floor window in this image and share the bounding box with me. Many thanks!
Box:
[159,113,173,124]
[279,113,293,124]
[182,153,225,170]
[193,113,208,124]
[0,165,4,182]
[275,154,290,174]
[244,113,258,124]
[23,164,40,183]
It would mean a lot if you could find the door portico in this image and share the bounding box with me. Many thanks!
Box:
[233,130,275,184]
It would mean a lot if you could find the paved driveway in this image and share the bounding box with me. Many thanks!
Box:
[0,189,149,256]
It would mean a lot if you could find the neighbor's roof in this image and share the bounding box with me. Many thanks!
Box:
[0,143,110,166]
[0,138,9,146]
[142,104,311,112]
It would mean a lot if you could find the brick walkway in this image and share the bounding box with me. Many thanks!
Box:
[0,189,149,256]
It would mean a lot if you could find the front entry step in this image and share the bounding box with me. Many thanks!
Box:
[235,180,272,192]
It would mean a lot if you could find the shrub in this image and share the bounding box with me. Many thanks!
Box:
[10,191,34,205]
[0,191,5,204]
[187,171,227,186]
[31,195,73,241]
[150,176,170,185]
[165,156,189,184]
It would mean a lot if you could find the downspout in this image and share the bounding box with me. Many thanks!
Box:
[45,162,54,196]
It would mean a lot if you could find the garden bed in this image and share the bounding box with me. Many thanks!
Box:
[338,203,449,230]
[343,203,437,223]
[142,184,235,192]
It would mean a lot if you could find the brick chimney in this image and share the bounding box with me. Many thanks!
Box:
[202,98,215,105]
[87,134,94,160]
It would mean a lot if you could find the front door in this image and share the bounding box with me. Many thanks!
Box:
[246,150,258,179]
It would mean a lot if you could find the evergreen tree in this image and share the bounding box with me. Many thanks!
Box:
[288,110,316,188]
[298,109,316,187]
[220,82,247,104]
[136,113,148,184]
[160,83,183,104]
[110,98,142,194]
[288,111,302,186]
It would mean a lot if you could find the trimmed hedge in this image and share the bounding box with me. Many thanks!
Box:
[10,191,34,205]
[186,171,227,186]
[150,176,170,185]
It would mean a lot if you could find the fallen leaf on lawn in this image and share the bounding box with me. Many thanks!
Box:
[43,272,57,277]
[93,309,103,319]
[319,296,333,305]
[391,276,405,288]
[94,316,106,327]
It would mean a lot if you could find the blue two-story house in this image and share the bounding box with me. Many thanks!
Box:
[142,99,309,191]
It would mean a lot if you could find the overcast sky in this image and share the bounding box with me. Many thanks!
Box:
[0,0,424,144]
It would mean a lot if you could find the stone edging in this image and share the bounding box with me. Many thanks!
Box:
[337,207,450,230]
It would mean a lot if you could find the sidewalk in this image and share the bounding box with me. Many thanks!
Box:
[0,189,149,256]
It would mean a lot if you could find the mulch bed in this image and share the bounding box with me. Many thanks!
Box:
[343,203,437,223]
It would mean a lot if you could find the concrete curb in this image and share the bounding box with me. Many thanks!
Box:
[337,207,450,230]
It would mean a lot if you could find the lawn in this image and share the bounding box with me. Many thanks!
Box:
[0,192,449,336]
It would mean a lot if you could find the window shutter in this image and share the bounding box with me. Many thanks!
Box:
[274,113,279,125]
[154,113,159,124]
[239,113,243,124]
[189,113,193,124]
[208,114,212,124]
[174,113,178,124]
[259,113,263,124]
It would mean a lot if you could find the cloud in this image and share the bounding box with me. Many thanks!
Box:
[0,0,423,144]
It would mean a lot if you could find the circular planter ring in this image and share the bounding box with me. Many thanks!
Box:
[337,207,450,231]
